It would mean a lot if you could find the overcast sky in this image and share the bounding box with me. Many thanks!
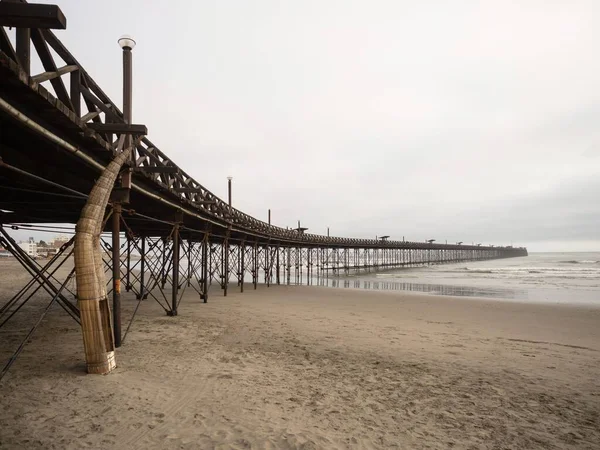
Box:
[9,1,600,251]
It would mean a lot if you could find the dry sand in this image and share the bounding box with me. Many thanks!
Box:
[0,258,599,449]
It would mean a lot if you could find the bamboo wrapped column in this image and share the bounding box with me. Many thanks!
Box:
[76,147,132,374]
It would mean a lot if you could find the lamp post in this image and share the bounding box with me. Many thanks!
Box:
[118,34,135,178]
[118,35,135,108]
[227,176,232,208]
[117,34,135,189]
[112,34,135,348]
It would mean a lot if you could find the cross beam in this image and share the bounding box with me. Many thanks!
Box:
[86,123,148,135]
[0,2,67,29]
[133,166,179,174]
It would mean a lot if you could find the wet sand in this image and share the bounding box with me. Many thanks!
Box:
[0,259,599,449]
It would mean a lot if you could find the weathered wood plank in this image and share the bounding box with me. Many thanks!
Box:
[70,68,80,117]
[81,110,100,123]
[0,27,17,62]
[15,27,30,75]
[30,28,73,110]
[0,3,67,29]
[86,123,147,135]
[80,86,121,122]
[31,64,78,83]
[134,166,179,174]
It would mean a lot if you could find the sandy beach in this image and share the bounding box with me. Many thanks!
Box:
[0,259,599,449]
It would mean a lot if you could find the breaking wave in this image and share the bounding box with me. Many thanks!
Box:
[437,266,600,279]
[559,260,600,264]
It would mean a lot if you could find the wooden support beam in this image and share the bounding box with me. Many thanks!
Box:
[80,86,121,122]
[0,28,17,62]
[15,28,30,75]
[70,68,80,117]
[86,123,147,135]
[173,187,204,193]
[134,166,179,174]
[80,110,100,123]
[0,3,67,29]
[30,28,73,110]
[31,64,78,83]
[169,224,180,315]
[78,75,102,124]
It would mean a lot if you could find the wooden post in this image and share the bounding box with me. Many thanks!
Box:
[16,28,30,75]
[276,246,280,285]
[137,236,145,299]
[187,235,192,287]
[201,235,208,303]
[70,69,81,117]
[125,234,131,291]
[170,224,179,316]
[240,242,245,293]
[253,243,258,289]
[112,203,121,348]
[223,236,229,296]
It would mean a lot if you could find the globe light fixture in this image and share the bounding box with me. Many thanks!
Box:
[118,35,136,50]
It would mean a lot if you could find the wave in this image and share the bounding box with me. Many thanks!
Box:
[559,260,600,264]
[446,267,600,273]
[435,267,600,279]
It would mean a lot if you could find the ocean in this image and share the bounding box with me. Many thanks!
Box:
[311,252,600,305]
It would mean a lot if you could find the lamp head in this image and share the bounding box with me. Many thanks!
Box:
[118,35,136,50]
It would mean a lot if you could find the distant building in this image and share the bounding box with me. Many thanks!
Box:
[50,235,70,249]
[0,245,12,257]
[18,237,37,257]
[44,247,63,257]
